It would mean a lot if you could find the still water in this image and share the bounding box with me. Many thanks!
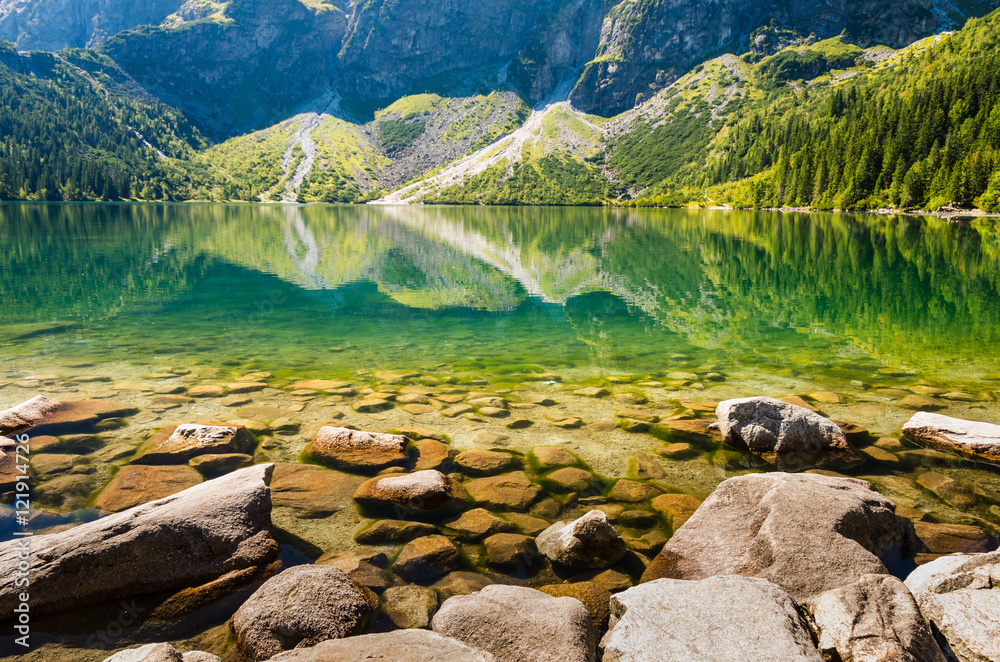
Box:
[1,203,1000,660]
[3,202,1000,386]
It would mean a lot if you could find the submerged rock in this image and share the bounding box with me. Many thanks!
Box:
[902,412,1000,467]
[265,629,495,661]
[232,565,374,660]
[393,535,463,581]
[536,510,626,569]
[433,585,595,662]
[380,585,439,629]
[905,549,1000,662]
[0,395,138,436]
[93,464,203,512]
[354,469,465,514]
[642,472,901,601]
[270,463,363,518]
[807,574,946,662]
[715,396,849,453]
[303,426,408,473]
[133,423,255,464]
[465,472,541,511]
[601,576,822,662]
[0,464,279,619]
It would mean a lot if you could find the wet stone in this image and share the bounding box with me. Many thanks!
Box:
[188,385,225,398]
[910,385,947,397]
[941,391,977,401]
[465,472,541,511]
[551,418,584,429]
[628,454,666,480]
[478,407,509,418]
[454,450,516,476]
[468,397,508,410]
[304,427,408,473]
[573,387,610,398]
[414,439,452,471]
[393,535,463,581]
[546,467,599,492]
[618,418,650,433]
[403,404,436,415]
[874,437,906,452]
[354,470,465,514]
[650,493,702,530]
[503,512,552,536]
[483,533,536,570]
[656,443,699,460]
[530,446,578,471]
[226,382,266,394]
[431,571,493,600]
[354,519,437,545]
[898,394,946,410]
[912,521,997,554]
[379,585,439,629]
[189,453,254,477]
[616,410,658,423]
[608,480,664,503]
[614,393,648,405]
[859,446,901,466]
[506,419,533,429]
[134,424,254,465]
[222,395,252,407]
[809,391,845,404]
[93,464,203,512]
[443,508,517,541]
[538,581,611,632]
[353,398,393,413]
[440,405,474,417]
[35,473,97,508]
[916,471,977,509]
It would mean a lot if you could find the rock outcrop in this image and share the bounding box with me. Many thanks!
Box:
[231,564,374,660]
[807,574,946,662]
[642,472,901,601]
[902,411,1000,467]
[601,576,823,661]
[0,464,279,619]
[904,549,1000,662]
[536,510,626,569]
[714,396,849,454]
[433,585,595,662]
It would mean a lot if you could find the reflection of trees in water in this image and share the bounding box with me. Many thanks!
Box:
[3,203,1000,373]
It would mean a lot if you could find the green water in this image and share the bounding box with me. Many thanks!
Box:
[3,203,1000,660]
[3,202,1000,386]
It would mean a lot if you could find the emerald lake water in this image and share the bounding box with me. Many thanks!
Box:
[2,203,1000,659]
[3,202,1000,386]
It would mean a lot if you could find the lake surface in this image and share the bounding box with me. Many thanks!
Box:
[3,203,1000,385]
[2,203,1000,659]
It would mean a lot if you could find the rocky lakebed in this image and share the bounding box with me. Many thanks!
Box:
[0,362,999,661]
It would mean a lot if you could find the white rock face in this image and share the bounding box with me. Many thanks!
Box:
[600,576,823,662]
[807,574,946,662]
[536,510,626,569]
[0,464,279,618]
[433,584,595,662]
[715,396,848,453]
[904,549,1000,662]
[902,412,1000,467]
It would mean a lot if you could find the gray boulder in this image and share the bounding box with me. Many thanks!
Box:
[807,574,946,662]
[715,396,848,453]
[600,576,823,661]
[232,564,374,660]
[432,584,595,662]
[101,644,182,662]
[536,510,626,569]
[266,629,495,661]
[0,464,278,618]
[904,549,1000,662]
[902,412,1000,467]
[642,472,901,601]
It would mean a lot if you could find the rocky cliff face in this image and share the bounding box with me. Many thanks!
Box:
[0,0,190,49]
[9,0,999,139]
[568,0,991,115]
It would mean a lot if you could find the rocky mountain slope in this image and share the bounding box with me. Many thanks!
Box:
[1,0,1000,208]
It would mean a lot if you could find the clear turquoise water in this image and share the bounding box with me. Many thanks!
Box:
[2,203,1000,388]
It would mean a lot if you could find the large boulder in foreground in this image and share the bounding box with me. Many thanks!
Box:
[432,585,595,662]
[101,645,221,662]
[303,426,408,473]
[231,565,374,660]
[536,510,626,569]
[904,549,1000,662]
[600,576,823,662]
[266,629,495,661]
[715,396,848,453]
[807,574,946,662]
[0,464,279,619]
[902,412,1000,467]
[642,472,901,601]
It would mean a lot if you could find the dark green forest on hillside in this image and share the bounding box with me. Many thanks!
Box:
[1,8,1000,210]
[617,12,1000,211]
